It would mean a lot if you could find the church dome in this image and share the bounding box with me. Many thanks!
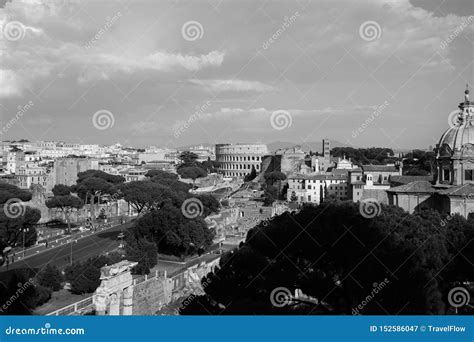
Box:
[437,86,474,158]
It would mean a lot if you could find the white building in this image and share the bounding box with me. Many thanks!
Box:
[287,174,348,204]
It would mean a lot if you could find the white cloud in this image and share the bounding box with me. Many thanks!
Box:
[0,69,23,97]
[189,79,277,92]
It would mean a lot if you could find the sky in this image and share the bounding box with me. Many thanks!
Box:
[0,0,473,150]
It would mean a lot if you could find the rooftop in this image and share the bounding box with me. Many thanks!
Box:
[386,181,436,194]
[437,184,474,197]
[362,165,398,172]
[390,175,433,185]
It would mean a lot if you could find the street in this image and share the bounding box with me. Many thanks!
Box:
[0,223,130,275]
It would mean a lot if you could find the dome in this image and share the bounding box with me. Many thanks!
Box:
[437,87,474,158]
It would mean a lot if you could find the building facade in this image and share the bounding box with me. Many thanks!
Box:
[215,143,269,177]
[54,158,99,186]
[287,174,348,204]
[387,86,474,218]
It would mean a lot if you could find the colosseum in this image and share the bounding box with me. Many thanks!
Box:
[215,143,269,177]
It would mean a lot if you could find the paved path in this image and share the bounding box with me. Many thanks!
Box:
[1,223,132,274]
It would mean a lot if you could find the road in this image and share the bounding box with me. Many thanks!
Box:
[0,220,235,279]
[1,223,131,275]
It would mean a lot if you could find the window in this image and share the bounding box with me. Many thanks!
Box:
[443,169,450,181]
[308,195,311,202]
[465,170,474,181]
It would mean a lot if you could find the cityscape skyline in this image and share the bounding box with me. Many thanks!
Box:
[0,0,473,149]
[0,0,473,326]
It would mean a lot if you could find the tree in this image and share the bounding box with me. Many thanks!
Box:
[0,184,40,255]
[116,181,174,214]
[195,194,220,217]
[331,147,395,165]
[244,166,257,182]
[0,269,52,315]
[201,159,220,173]
[51,184,71,196]
[76,170,125,185]
[72,170,125,216]
[145,170,178,180]
[178,151,199,168]
[125,236,158,274]
[131,202,214,257]
[180,202,473,315]
[262,185,278,206]
[150,177,192,196]
[36,264,63,291]
[264,171,287,185]
[45,192,84,234]
[0,183,32,204]
[177,166,208,187]
[64,255,117,295]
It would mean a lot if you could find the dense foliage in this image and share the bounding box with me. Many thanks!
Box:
[119,170,218,259]
[180,202,474,315]
[0,269,51,315]
[36,264,63,291]
[64,253,123,294]
[402,150,435,176]
[331,147,395,165]
[0,183,40,256]
[45,185,84,233]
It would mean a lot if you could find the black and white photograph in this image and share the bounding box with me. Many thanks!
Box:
[0,0,473,337]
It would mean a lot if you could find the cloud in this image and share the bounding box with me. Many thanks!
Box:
[189,79,277,92]
[0,69,23,97]
[195,105,381,121]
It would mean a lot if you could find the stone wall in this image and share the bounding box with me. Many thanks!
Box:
[91,257,221,315]
[132,275,172,315]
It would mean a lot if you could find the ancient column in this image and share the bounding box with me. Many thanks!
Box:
[109,292,120,315]
[122,286,134,315]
